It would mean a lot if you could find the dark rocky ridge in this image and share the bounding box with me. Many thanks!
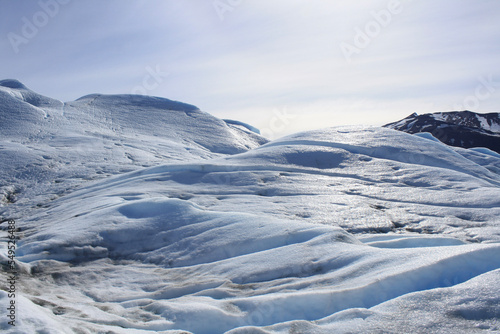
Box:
[384,111,500,154]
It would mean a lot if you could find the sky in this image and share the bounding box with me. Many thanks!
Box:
[1,0,500,138]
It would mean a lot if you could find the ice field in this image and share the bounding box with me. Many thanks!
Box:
[1,80,499,333]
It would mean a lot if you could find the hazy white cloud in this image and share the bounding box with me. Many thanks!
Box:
[1,0,499,137]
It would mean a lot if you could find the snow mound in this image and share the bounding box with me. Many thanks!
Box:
[0,80,267,218]
[75,93,200,112]
[18,198,351,266]
[470,147,500,159]
[68,93,268,155]
[224,119,262,134]
[413,131,442,143]
[0,79,28,89]
[235,269,500,333]
[0,79,63,109]
[231,126,500,185]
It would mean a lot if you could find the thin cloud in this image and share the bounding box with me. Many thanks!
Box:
[1,0,499,137]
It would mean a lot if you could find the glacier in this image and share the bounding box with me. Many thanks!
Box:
[0,80,499,333]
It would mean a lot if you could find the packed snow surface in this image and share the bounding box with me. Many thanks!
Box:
[1,81,500,333]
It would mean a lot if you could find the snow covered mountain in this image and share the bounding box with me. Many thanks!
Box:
[384,110,500,154]
[1,82,500,333]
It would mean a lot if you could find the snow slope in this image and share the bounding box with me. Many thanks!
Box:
[0,79,267,219]
[1,82,500,333]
